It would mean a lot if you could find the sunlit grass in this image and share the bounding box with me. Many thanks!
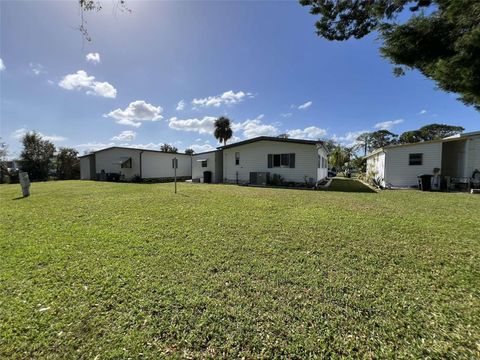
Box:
[1,181,478,358]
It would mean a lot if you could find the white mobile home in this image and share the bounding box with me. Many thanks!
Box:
[219,137,328,184]
[366,131,480,188]
[80,147,192,181]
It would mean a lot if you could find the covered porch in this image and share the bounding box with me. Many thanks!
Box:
[441,139,479,190]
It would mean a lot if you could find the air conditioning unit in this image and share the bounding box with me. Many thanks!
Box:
[250,172,270,185]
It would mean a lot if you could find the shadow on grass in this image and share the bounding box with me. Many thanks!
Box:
[12,196,29,200]
[323,178,377,193]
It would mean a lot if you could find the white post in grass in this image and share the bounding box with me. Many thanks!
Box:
[19,172,30,197]
[172,157,177,194]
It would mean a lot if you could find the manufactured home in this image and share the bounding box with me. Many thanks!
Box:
[366,131,480,189]
[219,136,328,185]
[80,147,192,181]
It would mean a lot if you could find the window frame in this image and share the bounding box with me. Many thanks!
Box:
[201,160,208,168]
[235,152,240,165]
[268,153,295,168]
[409,153,423,166]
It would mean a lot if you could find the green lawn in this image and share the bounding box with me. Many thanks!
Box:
[1,181,479,358]
[326,177,377,193]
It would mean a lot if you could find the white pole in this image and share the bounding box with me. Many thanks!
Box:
[174,157,177,194]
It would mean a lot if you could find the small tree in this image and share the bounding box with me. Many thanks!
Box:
[160,143,178,153]
[214,116,233,145]
[184,148,195,155]
[20,132,56,181]
[56,147,80,180]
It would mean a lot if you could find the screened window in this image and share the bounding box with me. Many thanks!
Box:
[268,153,295,168]
[235,152,240,165]
[409,153,423,166]
[273,154,281,167]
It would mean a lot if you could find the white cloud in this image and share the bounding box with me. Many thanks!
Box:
[111,130,136,141]
[59,70,116,98]
[11,128,66,142]
[105,100,163,127]
[192,90,253,108]
[176,100,185,111]
[233,115,279,139]
[374,119,404,130]
[188,143,216,153]
[29,63,45,75]
[332,130,369,146]
[280,112,293,118]
[419,109,427,115]
[287,126,327,140]
[168,116,216,134]
[0,58,5,71]
[298,101,312,110]
[86,52,101,64]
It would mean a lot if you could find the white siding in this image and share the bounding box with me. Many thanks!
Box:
[95,148,141,180]
[192,152,218,182]
[80,156,92,180]
[466,135,480,177]
[385,142,442,187]
[222,141,317,183]
[142,152,191,179]
[316,146,328,181]
[366,152,386,186]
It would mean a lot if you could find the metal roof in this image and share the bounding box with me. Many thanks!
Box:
[217,136,321,150]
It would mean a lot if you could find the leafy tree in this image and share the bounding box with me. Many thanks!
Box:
[214,116,233,146]
[160,143,178,153]
[399,123,464,143]
[20,132,56,181]
[300,0,480,110]
[184,148,195,155]
[355,132,371,156]
[56,148,80,180]
[329,145,350,170]
[417,124,464,141]
[399,130,424,144]
[351,156,367,173]
[320,138,336,154]
[369,130,398,150]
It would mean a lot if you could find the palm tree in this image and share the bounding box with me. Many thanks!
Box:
[214,116,233,145]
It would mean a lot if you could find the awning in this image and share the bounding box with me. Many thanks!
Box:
[196,159,207,162]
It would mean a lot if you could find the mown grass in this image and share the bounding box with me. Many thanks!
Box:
[326,177,376,193]
[1,181,479,358]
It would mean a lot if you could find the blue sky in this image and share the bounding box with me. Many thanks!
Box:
[1,1,478,157]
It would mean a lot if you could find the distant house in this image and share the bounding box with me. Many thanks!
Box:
[80,147,191,181]
[192,136,329,185]
[366,131,480,188]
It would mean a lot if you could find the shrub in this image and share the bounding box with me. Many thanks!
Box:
[269,174,284,186]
